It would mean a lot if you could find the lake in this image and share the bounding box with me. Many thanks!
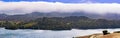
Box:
[0,28,120,38]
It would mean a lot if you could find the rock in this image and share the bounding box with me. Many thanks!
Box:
[103,30,110,35]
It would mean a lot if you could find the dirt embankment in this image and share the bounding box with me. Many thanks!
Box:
[75,32,120,38]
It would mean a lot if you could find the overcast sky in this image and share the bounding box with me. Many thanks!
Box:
[2,0,120,3]
[0,0,120,15]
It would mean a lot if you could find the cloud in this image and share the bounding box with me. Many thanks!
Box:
[0,1,120,15]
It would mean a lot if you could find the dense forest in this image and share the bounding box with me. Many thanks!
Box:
[1,16,120,30]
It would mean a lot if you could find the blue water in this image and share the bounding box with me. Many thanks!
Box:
[0,28,120,38]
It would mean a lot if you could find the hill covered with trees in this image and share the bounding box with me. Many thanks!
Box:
[1,16,120,30]
[1,12,120,22]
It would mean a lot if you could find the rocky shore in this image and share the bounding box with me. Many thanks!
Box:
[74,30,120,38]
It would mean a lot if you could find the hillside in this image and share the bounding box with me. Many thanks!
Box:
[1,12,120,21]
[75,32,120,38]
[1,16,120,30]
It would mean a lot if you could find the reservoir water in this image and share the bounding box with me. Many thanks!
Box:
[0,28,120,38]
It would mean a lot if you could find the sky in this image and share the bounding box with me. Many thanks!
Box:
[1,0,120,3]
[0,0,120,15]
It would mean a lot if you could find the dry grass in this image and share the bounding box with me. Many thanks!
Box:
[76,33,120,38]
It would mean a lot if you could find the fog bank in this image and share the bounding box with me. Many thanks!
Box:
[0,1,120,15]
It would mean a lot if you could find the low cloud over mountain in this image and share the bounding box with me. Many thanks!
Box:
[0,1,120,15]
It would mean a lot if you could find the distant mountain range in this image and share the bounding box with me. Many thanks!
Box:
[0,12,120,21]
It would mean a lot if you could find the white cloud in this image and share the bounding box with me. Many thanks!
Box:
[0,1,120,15]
